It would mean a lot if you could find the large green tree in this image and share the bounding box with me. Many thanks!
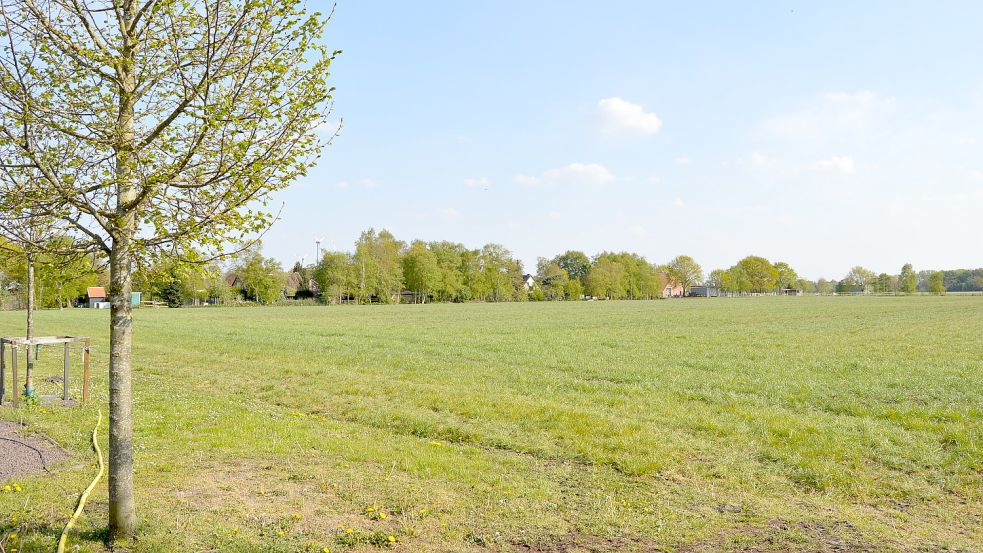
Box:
[587,256,626,299]
[773,261,799,290]
[666,255,703,293]
[402,241,440,303]
[0,0,334,537]
[428,241,466,301]
[353,229,405,303]
[536,258,569,300]
[730,256,778,293]
[553,250,591,284]
[899,263,918,294]
[844,266,877,294]
[928,271,946,295]
[236,251,286,304]
[314,251,353,304]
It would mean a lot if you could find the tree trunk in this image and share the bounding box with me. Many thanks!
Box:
[108,1,138,537]
[24,253,34,396]
[108,236,136,539]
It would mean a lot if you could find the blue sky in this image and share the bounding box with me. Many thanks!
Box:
[265,1,983,279]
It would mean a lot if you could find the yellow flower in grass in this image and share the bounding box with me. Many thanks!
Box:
[379,512,387,519]
[345,528,354,534]
[276,530,285,537]
[388,535,396,543]
[9,533,18,540]
[322,548,331,553]
[291,513,302,520]
[1,485,10,492]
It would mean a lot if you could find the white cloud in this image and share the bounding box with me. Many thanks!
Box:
[674,156,691,165]
[672,198,685,208]
[597,97,663,135]
[514,163,616,187]
[810,156,856,174]
[507,222,523,231]
[359,179,379,189]
[513,174,541,187]
[629,224,646,236]
[548,211,562,220]
[464,177,490,189]
[646,176,662,184]
[335,181,350,189]
[543,162,616,185]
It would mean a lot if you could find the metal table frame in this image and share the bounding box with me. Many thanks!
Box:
[0,336,91,408]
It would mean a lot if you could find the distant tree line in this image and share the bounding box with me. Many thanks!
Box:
[0,232,971,309]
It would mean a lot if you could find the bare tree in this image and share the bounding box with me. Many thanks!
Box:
[0,0,335,540]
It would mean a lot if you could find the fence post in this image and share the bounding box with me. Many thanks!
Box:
[1,341,5,405]
[63,342,70,401]
[11,344,18,409]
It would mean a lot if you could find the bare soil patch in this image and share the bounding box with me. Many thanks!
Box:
[0,421,70,481]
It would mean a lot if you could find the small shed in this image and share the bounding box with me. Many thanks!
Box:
[86,287,108,308]
[689,286,720,297]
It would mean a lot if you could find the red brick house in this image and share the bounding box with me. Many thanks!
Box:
[659,272,684,298]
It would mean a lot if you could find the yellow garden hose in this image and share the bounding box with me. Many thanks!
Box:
[56,410,104,553]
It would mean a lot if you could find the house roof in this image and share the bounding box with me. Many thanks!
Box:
[225,274,239,286]
[285,272,303,289]
[87,286,106,298]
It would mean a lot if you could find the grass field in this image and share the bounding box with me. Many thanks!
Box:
[0,297,980,552]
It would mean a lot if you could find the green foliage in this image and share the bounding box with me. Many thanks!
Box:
[353,229,404,303]
[586,256,626,299]
[0,239,100,308]
[563,278,584,300]
[928,271,946,295]
[667,255,703,292]
[899,263,918,294]
[236,250,287,304]
[843,266,877,294]
[773,261,799,290]
[729,256,778,293]
[313,251,354,304]
[536,259,569,300]
[160,282,184,308]
[402,242,440,303]
[553,250,591,284]
[207,277,236,306]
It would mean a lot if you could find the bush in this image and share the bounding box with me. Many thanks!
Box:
[160,282,184,308]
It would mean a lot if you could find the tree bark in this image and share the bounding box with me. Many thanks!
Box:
[108,1,138,538]
[108,234,136,539]
[24,253,34,396]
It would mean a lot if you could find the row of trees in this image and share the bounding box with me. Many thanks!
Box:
[0,234,965,309]
[812,264,948,295]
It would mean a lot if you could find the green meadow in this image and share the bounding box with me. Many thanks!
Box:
[0,297,980,552]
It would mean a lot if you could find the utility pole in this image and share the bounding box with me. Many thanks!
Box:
[315,239,321,268]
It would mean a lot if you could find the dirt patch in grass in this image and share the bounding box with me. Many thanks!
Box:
[511,532,664,552]
[673,518,882,552]
[0,421,70,481]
